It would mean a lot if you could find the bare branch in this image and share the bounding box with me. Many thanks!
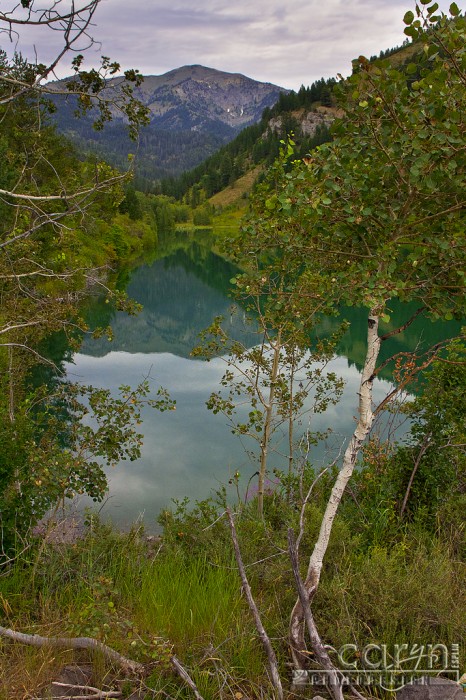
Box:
[0,3,98,28]
[400,431,432,518]
[0,625,144,675]
[226,508,283,700]
[171,656,205,700]
[0,167,131,250]
[51,682,121,699]
[0,1,100,96]
[379,306,427,342]
[0,343,61,370]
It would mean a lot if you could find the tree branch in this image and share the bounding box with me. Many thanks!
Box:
[400,431,432,518]
[170,655,205,700]
[0,625,144,676]
[226,508,283,700]
[50,682,121,699]
[379,306,426,342]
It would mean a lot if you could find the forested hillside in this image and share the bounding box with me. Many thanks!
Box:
[50,65,287,189]
[159,77,336,203]
[0,4,464,700]
[159,37,417,206]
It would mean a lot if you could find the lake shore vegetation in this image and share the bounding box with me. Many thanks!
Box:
[0,2,464,700]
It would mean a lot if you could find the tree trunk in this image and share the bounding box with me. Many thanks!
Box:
[258,332,282,518]
[289,311,381,668]
[288,529,344,700]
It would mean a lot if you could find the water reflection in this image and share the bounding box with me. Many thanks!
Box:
[67,242,460,529]
[80,246,257,357]
[66,350,398,529]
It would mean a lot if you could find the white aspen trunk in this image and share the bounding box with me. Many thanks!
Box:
[257,332,282,518]
[289,311,381,668]
[288,529,344,700]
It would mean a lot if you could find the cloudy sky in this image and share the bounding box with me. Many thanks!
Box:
[3,0,458,90]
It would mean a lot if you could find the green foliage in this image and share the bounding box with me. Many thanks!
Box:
[346,344,466,547]
[226,9,465,410]
[150,194,180,233]
[316,538,465,658]
[61,55,149,139]
[0,380,175,554]
[118,186,142,220]
[192,207,213,226]
[0,44,162,556]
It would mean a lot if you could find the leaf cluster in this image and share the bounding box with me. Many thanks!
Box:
[240,9,465,323]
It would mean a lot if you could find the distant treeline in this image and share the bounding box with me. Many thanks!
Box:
[367,38,412,63]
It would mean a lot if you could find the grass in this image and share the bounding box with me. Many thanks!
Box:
[209,166,263,210]
[0,521,268,699]
[0,495,464,699]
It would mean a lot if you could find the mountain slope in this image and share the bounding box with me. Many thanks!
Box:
[131,65,286,132]
[160,39,425,207]
[50,65,287,188]
[160,78,338,203]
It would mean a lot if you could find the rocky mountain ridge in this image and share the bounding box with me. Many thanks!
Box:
[129,64,286,132]
[50,65,287,186]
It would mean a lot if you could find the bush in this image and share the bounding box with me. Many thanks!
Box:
[192,207,212,226]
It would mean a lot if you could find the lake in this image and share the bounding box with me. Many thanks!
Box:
[65,236,459,530]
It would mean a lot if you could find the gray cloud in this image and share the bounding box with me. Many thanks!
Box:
[2,0,457,89]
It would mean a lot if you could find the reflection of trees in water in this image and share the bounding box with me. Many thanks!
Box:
[76,241,459,378]
[332,301,462,380]
[80,246,257,358]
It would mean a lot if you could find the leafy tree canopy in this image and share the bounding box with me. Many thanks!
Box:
[233,5,465,327]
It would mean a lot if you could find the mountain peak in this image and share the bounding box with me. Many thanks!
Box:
[130,65,287,130]
[51,64,288,182]
[154,64,281,89]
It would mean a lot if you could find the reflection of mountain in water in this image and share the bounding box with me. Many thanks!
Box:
[80,247,257,358]
[80,240,461,377]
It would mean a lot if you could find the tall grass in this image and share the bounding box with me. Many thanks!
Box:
[0,521,268,699]
[0,502,464,699]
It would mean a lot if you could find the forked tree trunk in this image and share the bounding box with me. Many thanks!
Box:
[289,312,381,669]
